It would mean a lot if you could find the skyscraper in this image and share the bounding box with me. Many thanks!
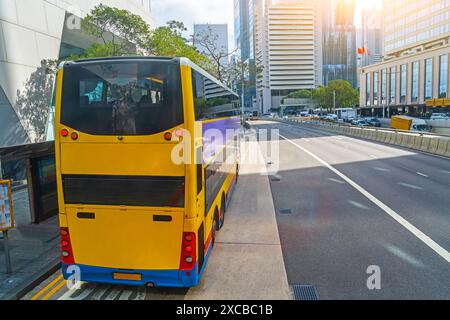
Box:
[383,0,450,58]
[251,0,323,113]
[234,0,257,112]
[359,0,450,117]
[360,9,383,67]
[322,0,357,88]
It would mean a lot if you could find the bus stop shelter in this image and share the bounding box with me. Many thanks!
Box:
[0,141,57,224]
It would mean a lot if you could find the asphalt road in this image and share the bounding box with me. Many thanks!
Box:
[253,120,450,300]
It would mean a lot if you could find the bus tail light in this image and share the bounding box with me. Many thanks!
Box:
[60,227,75,265]
[179,232,196,270]
[60,129,69,137]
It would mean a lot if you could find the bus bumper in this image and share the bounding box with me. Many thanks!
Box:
[61,263,200,288]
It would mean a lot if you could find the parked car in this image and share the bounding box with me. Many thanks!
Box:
[321,114,338,121]
[367,118,382,127]
[430,113,448,120]
[357,120,371,127]
[351,118,361,125]
[344,116,356,123]
[351,119,370,126]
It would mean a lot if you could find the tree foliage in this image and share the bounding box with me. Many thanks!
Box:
[146,21,212,71]
[286,89,312,99]
[15,59,57,143]
[81,4,150,56]
[312,80,358,109]
[192,25,238,84]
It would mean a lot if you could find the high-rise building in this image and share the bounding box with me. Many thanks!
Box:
[0,0,153,147]
[234,0,257,112]
[254,0,323,112]
[360,9,383,67]
[322,0,357,88]
[359,0,450,118]
[193,24,229,67]
[383,0,450,58]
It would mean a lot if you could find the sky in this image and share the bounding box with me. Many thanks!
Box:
[151,0,383,50]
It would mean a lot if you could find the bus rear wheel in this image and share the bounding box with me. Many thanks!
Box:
[214,207,221,231]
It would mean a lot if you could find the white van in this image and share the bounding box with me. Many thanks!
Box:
[411,118,432,132]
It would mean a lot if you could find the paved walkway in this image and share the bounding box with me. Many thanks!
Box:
[0,188,59,300]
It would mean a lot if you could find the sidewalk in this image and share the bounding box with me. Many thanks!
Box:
[0,188,60,300]
[147,132,291,300]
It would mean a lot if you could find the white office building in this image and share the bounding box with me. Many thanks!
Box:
[359,0,450,117]
[255,0,323,112]
[0,0,153,147]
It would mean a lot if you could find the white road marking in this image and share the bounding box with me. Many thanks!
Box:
[118,289,133,300]
[58,283,94,300]
[416,172,429,178]
[104,287,122,300]
[373,167,390,172]
[347,200,371,210]
[398,182,424,190]
[328,178,346,184]
[279,133,450,264]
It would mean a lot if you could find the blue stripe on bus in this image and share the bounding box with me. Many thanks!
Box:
[62,263,200,288]
[61,238,216,288]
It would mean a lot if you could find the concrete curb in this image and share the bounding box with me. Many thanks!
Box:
[4,258,61,300]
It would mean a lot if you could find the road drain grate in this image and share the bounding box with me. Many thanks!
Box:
[291,285,319,300]
[279,209,292,215]
[271,178,281,182]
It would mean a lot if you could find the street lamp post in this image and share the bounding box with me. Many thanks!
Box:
[333,90,336,113]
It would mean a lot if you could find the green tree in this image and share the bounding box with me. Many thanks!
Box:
[81,4,151,57]
[312,80,358,110]
[16,59,58,143]
[286,89,312,99]
[146,21,212,71]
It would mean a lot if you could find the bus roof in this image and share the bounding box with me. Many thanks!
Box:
[61,56,239,98]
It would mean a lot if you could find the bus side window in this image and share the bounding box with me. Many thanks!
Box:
[196,147,203,195]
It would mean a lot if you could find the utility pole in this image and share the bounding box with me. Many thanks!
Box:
[333,90,336,113]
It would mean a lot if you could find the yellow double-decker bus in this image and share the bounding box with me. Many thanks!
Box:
[54,57,241,287]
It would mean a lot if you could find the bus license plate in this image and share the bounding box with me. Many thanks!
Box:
[113,273,142,281]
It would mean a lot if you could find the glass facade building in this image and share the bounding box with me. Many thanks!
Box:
[411,61,419,103]
[234,0,257,111]
[390,67,396,105]
[322,0,357,88]
[425,58,433,100]
[400,64,407,104]
[439,54,448,98]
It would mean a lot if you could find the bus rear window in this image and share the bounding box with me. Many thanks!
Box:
[60,60,183,136]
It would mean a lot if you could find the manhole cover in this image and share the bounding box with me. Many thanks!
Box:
[291,285,319,300]
[279,209,292,215]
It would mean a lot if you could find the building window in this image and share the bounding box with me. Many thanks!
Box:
[424,58,433,100]
[400,64,407,104]
[390,67,396,105]
[366,72,371,106]
[373,72,379,106]
[411,61,419,103]
[381,69,387,105]
[439,54,448,98]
